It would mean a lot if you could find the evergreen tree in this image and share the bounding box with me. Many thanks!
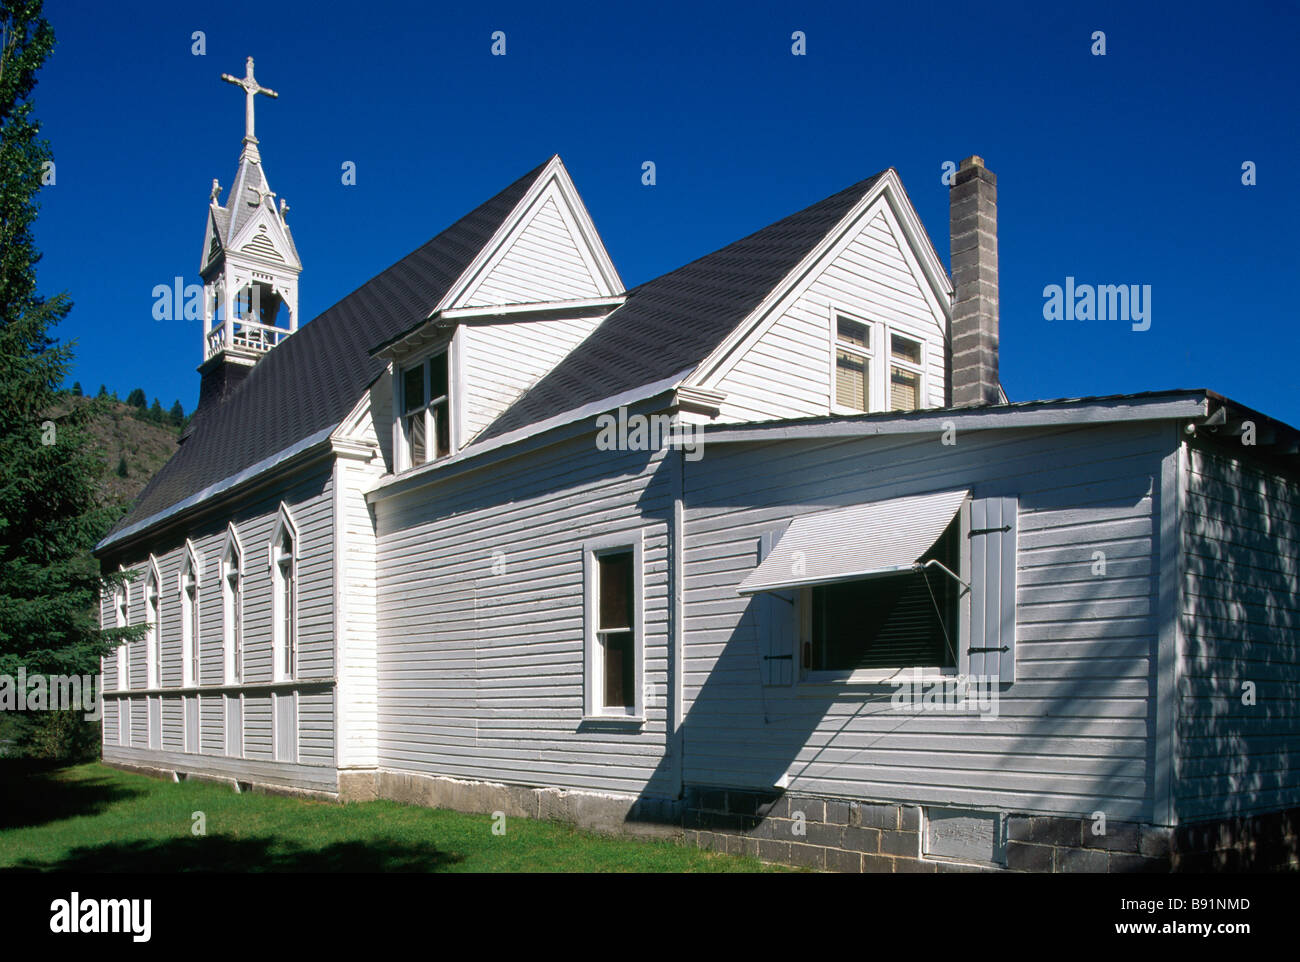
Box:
[115,454,127,477]
[148,397,163,422]
[125,386,146,408]
[168,399,183,425]
[0,1,144,698]
[70,380,81,396]
[96,383,106,398]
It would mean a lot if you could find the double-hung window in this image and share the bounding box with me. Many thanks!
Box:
[400,351,451,470]
[584,534,644,719]
[832,311,927,414]
[888,333,924,412]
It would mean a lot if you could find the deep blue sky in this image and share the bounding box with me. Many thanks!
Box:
[34,0,1300,424]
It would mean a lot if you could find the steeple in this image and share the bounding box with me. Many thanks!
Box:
[197,57,301,411]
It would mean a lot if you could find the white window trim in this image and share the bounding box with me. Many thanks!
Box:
[114,572,130,692]
[144,557,162,690]
[796,500,970,688]
[392,335,459,473]
[269,505,300,683]
[582,531,645,722]
[221,524,244,685]
[828,307,929,415]
[179,543,202,688]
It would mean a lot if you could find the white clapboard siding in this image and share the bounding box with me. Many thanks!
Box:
[681,422,1168,821]
[460,315,604,440]
[1177,444,1300,821]
[712,207,947,423]
[374,434,676,799]
[100,463,338,783]
[463,196,605,307]
[335,449,385,769]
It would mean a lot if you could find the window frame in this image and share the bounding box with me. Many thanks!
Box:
[114,576,130,691]
[394,341,456,472]
[145,558,162,689]
[582,531,645,721]
[828,308,930,415]
[796,500,970,686]
[221,525,244,685]
[887,329,926,413]
[179,545,201,688]
[270,507,299,683]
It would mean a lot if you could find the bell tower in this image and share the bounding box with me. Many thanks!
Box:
[197,57,301,411]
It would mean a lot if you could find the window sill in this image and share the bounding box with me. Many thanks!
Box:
[581,713,644,726]
[801,667,956,687]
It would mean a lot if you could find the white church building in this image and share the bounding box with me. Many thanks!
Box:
[96,60,1300,872]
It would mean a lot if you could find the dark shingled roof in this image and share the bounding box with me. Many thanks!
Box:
[475,170,889,441]
[103,158,551,544]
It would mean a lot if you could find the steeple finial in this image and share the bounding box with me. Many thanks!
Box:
[220,56,278,143]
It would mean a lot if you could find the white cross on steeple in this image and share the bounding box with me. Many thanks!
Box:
[221,57,278,143]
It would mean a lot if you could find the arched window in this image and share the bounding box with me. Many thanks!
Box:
[270,509,298,682]
[180,547,201,687]
[145,562,161,688]
[222,527,244,684]
[114,581,129,690]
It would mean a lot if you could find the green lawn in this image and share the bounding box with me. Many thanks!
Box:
[0,761,775,872]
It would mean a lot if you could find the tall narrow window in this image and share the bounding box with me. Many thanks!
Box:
[889,332,924,412]
[181,552,200,687]
[272,521,297,681]
[115,586,129,690]
[399,350,452,469]
[145,567,161,688]
[834,315,871,411]
[584,535,643,718]
[223,534,243,684]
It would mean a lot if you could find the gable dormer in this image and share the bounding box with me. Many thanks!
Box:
[370,156,625,473]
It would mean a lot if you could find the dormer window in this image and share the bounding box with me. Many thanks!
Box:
[399,350,451,470]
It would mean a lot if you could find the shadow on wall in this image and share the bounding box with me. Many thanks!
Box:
[1178,440,1300,823]
[631,457,1176,832]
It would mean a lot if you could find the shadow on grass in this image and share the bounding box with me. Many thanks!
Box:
[4,834,464,873]
[0,760,145,831]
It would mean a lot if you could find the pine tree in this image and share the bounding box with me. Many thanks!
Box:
[0,1,145,699]
[148,397,163,422]
[96,383,107,398]
[168,399,183,425]
[125,386,146,408]
[70,380,81,396]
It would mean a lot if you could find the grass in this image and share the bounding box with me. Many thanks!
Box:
[0,761,777,872]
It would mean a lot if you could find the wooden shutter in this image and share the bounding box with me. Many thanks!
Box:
[756,526,797,686]
[967,495,1018,683]
[274,691,298,763]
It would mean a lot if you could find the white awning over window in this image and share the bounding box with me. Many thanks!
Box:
[737,488,969,595]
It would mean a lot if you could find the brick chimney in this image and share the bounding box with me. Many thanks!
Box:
[949,155,1000,406]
